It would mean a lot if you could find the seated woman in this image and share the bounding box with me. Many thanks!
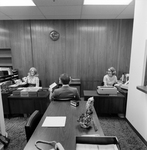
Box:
[23,67,39,87]
[103,67,117,87]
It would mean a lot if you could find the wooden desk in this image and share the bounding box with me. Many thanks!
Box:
[84,90,126,116]
[8,93,49,116]
[23,101,104,150]
[2,92,11,117]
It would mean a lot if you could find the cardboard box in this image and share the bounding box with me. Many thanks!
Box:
[38,88,49,97]
[20,87,41,97]
[20,89,29,97]
[28,91,38,97]
[12,89,22,97]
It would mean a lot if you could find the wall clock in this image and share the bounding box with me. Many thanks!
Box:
[49,30,60,41]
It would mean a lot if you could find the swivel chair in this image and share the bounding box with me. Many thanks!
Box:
[25,110,41,142]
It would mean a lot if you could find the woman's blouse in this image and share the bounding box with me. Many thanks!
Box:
[103,74,117,86]
[26,76,39,87]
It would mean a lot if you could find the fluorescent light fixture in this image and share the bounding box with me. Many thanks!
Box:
[0,0,36,6]
[84,0,133,5]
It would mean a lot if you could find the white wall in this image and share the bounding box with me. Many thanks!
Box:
[0,86,6,136]
[126,0,147,141]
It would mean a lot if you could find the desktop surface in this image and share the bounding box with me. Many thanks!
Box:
[84,90,124,97]
[23,101,104,150]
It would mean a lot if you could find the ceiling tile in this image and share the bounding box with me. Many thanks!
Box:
[0,6,43,16]
[45,15,81,19]
[39,6,82,16]
[0,11,11,19]
[117,5,134,19]
[81,15,117,19]
[82,6,127,16]
[129,0,135,6]
[9,15,46,20]
[0,15,11,20]
[0,0,135,20]
[34,0,83,6]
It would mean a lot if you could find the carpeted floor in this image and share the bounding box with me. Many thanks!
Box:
[2,117,147,150]
[99,117,147,150]
[4,117,27,150]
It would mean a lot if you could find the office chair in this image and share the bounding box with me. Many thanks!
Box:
[25,110,41,142]
[39,80,42,87]
[53,98,73,101]
[101,81,104,86]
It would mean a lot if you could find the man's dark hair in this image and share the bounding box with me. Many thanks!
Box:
[60,73,70,85]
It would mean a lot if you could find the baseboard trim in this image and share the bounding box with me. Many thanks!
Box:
[125,118,147,147]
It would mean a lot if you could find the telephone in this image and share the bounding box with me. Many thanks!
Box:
[124,81,129,85]
[35,140,65,150]
[55,143,64,150]
[121,80,129,90]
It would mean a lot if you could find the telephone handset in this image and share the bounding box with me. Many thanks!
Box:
[120,80,129,90]
[35,140,65,150]
[55,143,65,150]
[124,81,129,85]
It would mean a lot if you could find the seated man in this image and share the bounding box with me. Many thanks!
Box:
[49,73,81,101]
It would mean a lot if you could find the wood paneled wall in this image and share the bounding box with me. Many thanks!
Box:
[0,19,133,91]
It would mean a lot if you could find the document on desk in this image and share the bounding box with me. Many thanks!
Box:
[76,144,118,150]
[42,116,66,127]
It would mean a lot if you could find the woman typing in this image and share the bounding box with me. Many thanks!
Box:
[103,67,118,87]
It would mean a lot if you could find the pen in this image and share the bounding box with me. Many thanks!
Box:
[92,120,98,132]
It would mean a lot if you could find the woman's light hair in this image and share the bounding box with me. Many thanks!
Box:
[28,67,39,76]
[108,67,116,75]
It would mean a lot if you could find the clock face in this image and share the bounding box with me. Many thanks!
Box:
[49,30,60,41]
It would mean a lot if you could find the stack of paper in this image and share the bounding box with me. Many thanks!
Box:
[42,116,66,127]
[76,144,118,150]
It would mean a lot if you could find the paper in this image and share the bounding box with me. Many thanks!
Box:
[42,116,66,127]
[49,82,57,89]
[98,145,118,150]
[81,134,100,137]
[21,87,42,92]
[9,84,18,87]
[76,144,98,150]
[76,144,118,150]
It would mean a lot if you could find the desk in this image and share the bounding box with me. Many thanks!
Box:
[8,93,49,116]
[2,92,11,117]
[23,101,104,150]
[58,79,81,96]
[84,90,126,116]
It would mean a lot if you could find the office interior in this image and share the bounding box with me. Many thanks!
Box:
[0,0,147,146]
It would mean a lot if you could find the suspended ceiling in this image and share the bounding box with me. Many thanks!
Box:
[0,0,135,20]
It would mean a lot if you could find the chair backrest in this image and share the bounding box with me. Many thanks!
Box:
[39,80,42,87]
[101,81,104,86]
[25,110,41,142]
[53,98,73,101]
